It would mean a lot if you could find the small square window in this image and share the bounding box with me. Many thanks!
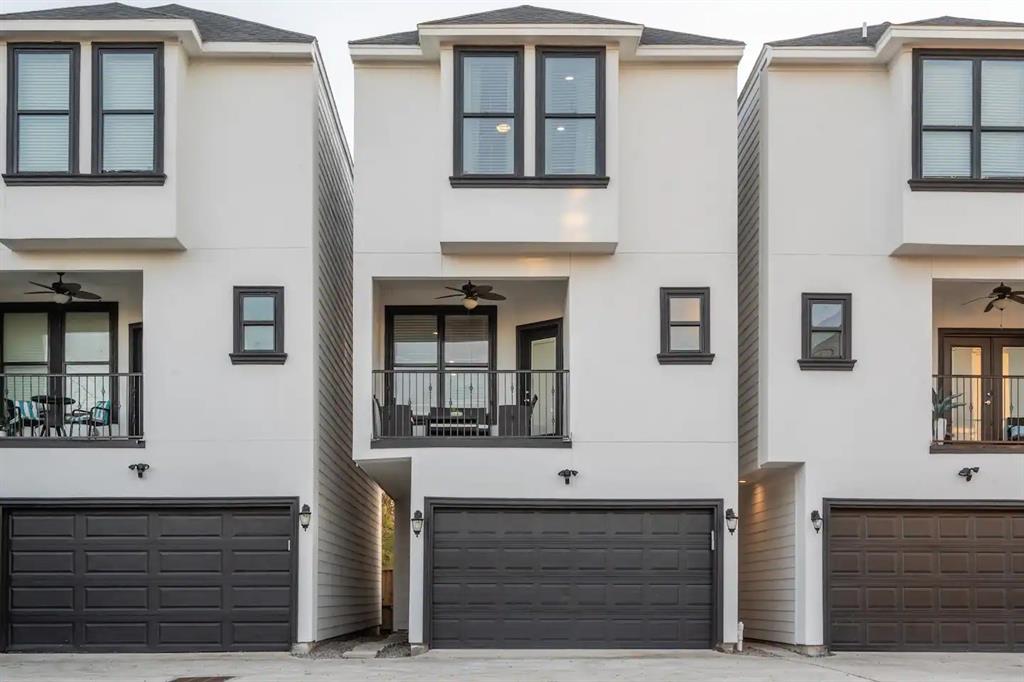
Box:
[658,288,713,365]
[800,293,856,371]
[231,287,286,365]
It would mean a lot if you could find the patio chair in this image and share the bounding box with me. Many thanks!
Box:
[1007,417,1024,442]
[67,400,113,438]
[6,399,44,437]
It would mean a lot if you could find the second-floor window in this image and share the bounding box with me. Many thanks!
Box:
[8,44,79,174]
[94,44,163,174]
[915,51,1024,180]
[537,48,604,177]
[454,48,523,177]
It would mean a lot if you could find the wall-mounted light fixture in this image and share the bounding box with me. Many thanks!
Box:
[958,466,979,482]
[725,508,738,535]
[411,510,424,537]
[810,509,823,533]
[299,504,311,531]
[128,462,149,479]
[557,469,578,485]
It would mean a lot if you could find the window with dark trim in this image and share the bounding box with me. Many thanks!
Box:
[93,43,163,175]
[231,287,286,365]
[6,43,79,175]
[453,47,523,178]
[658,287,713,365]
[911,49,1024,191]
[799,293,856,371]
[537,47,605,179]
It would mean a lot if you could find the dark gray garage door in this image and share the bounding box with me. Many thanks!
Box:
[428,504,717,648]
[827,505,1024,652]
[3,502,296,652]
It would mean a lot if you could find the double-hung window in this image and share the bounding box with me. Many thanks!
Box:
[658,287,713,365]
[94,44,163,174]
[231,287,286,364]
[915,51,1024,183]
[7,44,79,174]
[454,48,522,177]
[799,293,856,371]
[537,48,604,177]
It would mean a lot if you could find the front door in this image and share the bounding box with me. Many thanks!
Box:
[941,330,1024,442]
[128,323,142,436]
[517,319,562,436]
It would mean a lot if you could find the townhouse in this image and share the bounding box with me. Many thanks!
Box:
[738,17,1024,652]
[350,5,743,650]
[0,3,379,652]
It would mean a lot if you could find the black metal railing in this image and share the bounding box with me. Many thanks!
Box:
[2,372,143,442]
[932,374,1023,445]
[372,369,569,441]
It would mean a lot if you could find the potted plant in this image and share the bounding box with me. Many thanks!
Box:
[932,389,965,443]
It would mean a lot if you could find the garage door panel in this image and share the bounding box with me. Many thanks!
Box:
[828,506,1023,652]
[429,505,715,648]
[4,504,294,652]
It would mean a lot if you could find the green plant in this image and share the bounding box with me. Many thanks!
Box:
[932,388,965,421]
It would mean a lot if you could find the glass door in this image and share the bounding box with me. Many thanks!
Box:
[517,319,563,437]
[997,339,1024,442]
[942,331,1024,442]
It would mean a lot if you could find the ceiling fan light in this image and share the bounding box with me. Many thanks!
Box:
[462,297,479,310]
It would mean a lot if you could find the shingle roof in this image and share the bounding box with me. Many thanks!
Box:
[350,4,742,47]
[0,1,314,43]
[769,15,1024,48]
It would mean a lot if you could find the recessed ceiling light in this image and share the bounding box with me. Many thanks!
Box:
[738,479,748,484]
[495,122,511,134]
[556,126,566,132]
[565,75,574,81]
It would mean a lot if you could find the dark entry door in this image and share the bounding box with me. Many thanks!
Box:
[3,502,296,652]
[941,331,1024,442]
[128,323,142,436]
[428,504,717,648]
[516,319,562,436]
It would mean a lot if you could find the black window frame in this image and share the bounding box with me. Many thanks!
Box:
[911,49,1024,192]
[657,287,713,365]
[799,293,856,371]
[92,42,164,177]
[6,43,80,176]
[536,46,606,180]
[230,286,286,365]
[452,46,524,180]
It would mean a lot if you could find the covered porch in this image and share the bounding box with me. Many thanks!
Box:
[371,278,569,447]
[0,270,143,445]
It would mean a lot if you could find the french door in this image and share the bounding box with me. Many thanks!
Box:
[516,319,563,436]
[941,330,1024,442]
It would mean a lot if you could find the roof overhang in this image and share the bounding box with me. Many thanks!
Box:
[0,18,314,58]
[350,23,743,63]
[767,24,1024,66]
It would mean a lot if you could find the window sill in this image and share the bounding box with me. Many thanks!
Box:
[798,358,857,371]
[229,352,288,365]
[450,176,610,188]
[2,173,166,186]
[657,352,715,365]
[908,178,1024,192]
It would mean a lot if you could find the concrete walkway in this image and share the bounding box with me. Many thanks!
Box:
[0,648,1021,681]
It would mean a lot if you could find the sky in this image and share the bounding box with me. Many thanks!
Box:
[5,0,1024,148]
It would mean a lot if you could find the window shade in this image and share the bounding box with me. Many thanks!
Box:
[393,315,438,366]
[922,130,971,177]
[544,118,596,175]
[18,116,70,172]
[3,313,49,364]
[102,52,154,110]
[463,118,514,174]
[102,114,154,171]
[922,59,973,126]
[981,60,1024,127]
[545,57,596,114]
[64,312,111,363]
[100,51,156,172]
[981,132,1024,177]
[463,56,514,114]
[444,315,489,365]
[17,52,70,110]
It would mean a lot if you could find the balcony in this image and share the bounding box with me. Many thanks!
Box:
[2,372,143,446]
[932,375,1023,452]
[371,369,569,447]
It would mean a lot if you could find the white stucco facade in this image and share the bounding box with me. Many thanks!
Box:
[352,17,742,649]
[739,25,1024,649]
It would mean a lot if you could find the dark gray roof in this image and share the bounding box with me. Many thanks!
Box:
[769,16,1024,48]
[0,2,314,43]
[351,4,742,47]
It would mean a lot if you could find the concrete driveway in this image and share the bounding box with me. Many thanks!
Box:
[0,648,1021,682]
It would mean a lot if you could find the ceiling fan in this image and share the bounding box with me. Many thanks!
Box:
[962,282,1024,313]
[435,280,506,310]
[24,272,102,303]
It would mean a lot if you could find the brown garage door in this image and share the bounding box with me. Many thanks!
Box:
[827,505,1024,651]
[2,501,296,652]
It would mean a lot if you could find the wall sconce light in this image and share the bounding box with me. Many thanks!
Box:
[557,469,578,485]
[811,510,823,533]
[411,510,424,537]
[128,462,149,479]
[299,504,311,531]
[725,508,738,534]
[958,466,979,482]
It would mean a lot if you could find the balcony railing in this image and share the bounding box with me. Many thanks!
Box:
[932,374,1022,446]
[2,373,143,443]
[372,369,569,444]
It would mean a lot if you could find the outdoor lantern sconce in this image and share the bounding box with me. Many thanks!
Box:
[725,508,738,534]
[299,504,311,531]
[811,510,823,533]
[128,462,149,479]
[558,469,578,485]
[411,510,424,537]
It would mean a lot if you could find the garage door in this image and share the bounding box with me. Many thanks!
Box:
[3,502,296,652]
[827,505,1024,652]
[427,504,717,648]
